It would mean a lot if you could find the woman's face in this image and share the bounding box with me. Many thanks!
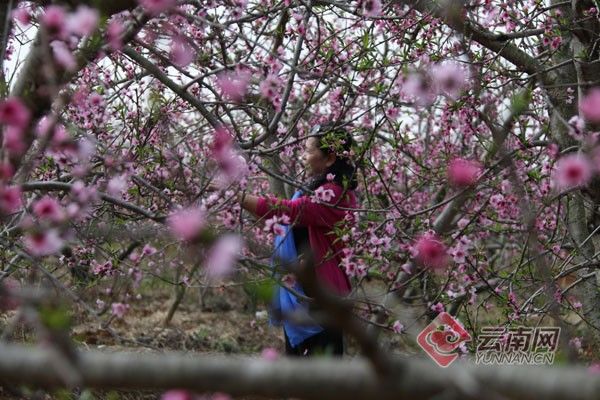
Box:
[302,137,335,177]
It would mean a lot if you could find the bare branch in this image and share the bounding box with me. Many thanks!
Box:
[21,181,165,222]
[1,344,600,400]
[122,46,222,130]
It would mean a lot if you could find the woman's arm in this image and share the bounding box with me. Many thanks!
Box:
[238,193,259,216]
[240,184,351,227]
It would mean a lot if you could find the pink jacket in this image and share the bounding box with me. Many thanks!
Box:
[256,183,357,296]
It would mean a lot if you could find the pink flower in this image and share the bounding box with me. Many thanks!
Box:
[386,107,399,119]
[430,302,445,313]
[111,302,129,318]
[210,127,248,187]
[362,0,382,17]
[3,126,27,155]
[431,61,469,99]
[217,154,248,187]
[0,97,31,128]
[326,173,335,181]
[129,251,141,263]
[41,5,67,40]
[33,196,65,222]
[168,207,206,241]
[50,124,70,147]
[356,262,367,278]
[273,224,285,236]
[264,216,285,236]
[215,70,251,102]
[67,6,99,37]
[568,115,586,140]
[66,203,83,220]
[170,36,195,67]
[547,143,559,159]
[50,40,77,71]
[580,88,600,124]
[92,260,116,276]
[71,181,98,204]
[450,244,467,264]
[211,126,233,159]
[0,186,22,214]
[401,74,436,107]
[106,20,125,51]
[456,218,469,229]
[311,186,336,203]
[413,233,449,270]
[553,153,592,190]
[447,158,481,187]
[261,347,280,361]
[205,234,243,279]
[566,87,575,104]
[142,244,157,256]
[12,7,31,26]
[259,74,282,100]
[35,115,55,138]
[138,0,177,15]
[392,320,404,334]
[88,92,105,109]
[344,261,357,277]
[400,262,413,274]
[24,229,64,257]
[282,274,296,288]
[107,175,128,196]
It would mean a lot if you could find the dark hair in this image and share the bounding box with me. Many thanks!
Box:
[293,125,358,266]
[306,124,358,191]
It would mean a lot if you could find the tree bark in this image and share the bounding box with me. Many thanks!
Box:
[0,0,14,97]
[547,0,600,344]
[1,344,600,400]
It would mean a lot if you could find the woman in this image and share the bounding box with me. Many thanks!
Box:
[238,124,358,356]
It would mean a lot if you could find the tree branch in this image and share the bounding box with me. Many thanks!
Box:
[21,181,165,222]
[122,46,222,130]
[394,0,549,81]
[1,344,600,400]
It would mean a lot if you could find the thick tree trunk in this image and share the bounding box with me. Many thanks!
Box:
[546,0,600,345]
[0,0,14,97]
[1,344,600,400]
